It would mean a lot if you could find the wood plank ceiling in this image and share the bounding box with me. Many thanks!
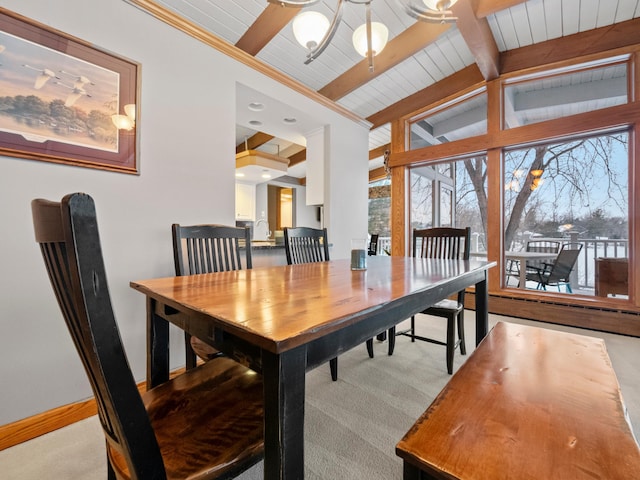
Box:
[140,0,640,177]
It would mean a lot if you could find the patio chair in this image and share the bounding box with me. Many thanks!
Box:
[524,240,561,272]
[506,239,561,287]
[525,242,583,292]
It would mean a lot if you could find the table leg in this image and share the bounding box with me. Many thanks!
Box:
[403,462,423,479]
[262,346,306,479]
[475,272,489,346]
[146,297,169,389]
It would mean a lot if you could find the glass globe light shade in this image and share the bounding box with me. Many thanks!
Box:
[292,11,330,50]
[352,22,389,57]
[422,0,458,11]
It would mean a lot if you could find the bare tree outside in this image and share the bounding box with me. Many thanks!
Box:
[502,132,628,250]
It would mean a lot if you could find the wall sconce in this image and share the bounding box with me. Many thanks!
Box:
[111,104,136,130]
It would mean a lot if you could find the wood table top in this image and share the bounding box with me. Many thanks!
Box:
[131,256,493,353]
[396,321,640,479]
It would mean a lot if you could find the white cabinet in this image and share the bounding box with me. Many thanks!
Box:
[235,183,255,220]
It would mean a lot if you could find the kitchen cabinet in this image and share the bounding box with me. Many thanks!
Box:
[235,182,255,220]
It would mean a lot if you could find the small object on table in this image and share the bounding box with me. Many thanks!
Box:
[350,238,367,270]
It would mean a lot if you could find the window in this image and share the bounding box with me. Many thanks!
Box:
[368,177,391,254]
[503,59,628,129]
[410,155,487,254]
[409,91,487,150]
[503,131,629,297]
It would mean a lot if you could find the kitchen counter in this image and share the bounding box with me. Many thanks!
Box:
[250,240,285,250]
[247,240,287,267]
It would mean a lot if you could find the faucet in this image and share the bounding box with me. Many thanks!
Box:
[255,218,271,239]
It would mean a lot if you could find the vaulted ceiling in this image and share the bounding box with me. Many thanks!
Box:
[126,0,640,178]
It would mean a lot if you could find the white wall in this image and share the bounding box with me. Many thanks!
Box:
[0,0,369,425]
[325,124,370,258]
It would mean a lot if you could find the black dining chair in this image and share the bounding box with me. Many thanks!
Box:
[284,226,330,265]
[32,193,263,480]
[283,227,379,381]
[283,226,342,381]
[368,234,379,256]
[389,227,471,374]
[172,223,252,370]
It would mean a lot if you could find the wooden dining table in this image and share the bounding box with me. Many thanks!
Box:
[131,255,495,479]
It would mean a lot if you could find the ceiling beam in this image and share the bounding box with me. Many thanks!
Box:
[369,167,387,182]
[235,4,301,56]
[287,142,391,167]
[433,105,486,138]
[369,143,389,160]
[235,132,275,154]
[474,0,528,18]
[514,76,627,112]
[318,21,451,101]
[453,0,500,81]
[412,122,440,146]
[501,17,640,75]
[287,149,307,167]
[366,64,485,130]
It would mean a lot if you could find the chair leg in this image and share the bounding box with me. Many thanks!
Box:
[388,326,396,356]
[446,314,455,375]
[366,338,374,358]
[185,332,197,370]
[410,316,416,342]
[330,357,338,381]
[457,311,466,355]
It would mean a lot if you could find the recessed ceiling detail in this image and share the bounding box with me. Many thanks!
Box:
[236,149,290,184]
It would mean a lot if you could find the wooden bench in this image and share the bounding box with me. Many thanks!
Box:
[396,321,640,479]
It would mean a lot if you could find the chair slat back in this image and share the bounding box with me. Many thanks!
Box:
[526,240,561,270]
[32,193,165,479]
[526,240,561,254]
[172,224,252,276]
[548,243,583,283]
[413,227,471,261]
[283,227,330,265]
[368,234,379,256]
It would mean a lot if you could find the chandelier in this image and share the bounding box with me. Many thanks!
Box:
[268,0,458,72]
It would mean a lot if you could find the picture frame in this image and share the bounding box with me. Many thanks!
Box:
[0,8,140,174]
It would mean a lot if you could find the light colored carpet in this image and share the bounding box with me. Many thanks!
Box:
[1,314,638,479]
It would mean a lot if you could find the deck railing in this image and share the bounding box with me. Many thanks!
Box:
[509,233,628,290]
[375,234,628,290]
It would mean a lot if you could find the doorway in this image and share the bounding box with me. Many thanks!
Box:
[268,185,296,234]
